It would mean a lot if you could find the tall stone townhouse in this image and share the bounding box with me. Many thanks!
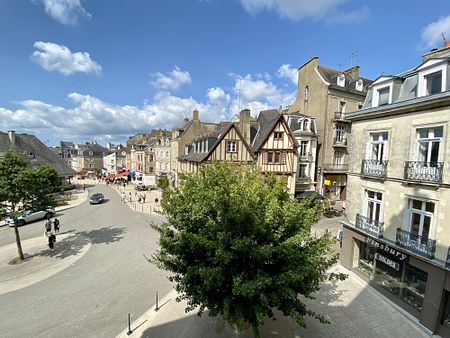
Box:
[153,131,172,176]
[70,141,108,175]
[341,42,450,336]
[288,57,372,201]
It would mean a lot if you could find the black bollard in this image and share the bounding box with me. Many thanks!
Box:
[155,292,159,311]
[127,313,132,335]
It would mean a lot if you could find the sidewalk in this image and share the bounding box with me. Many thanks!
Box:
[108,182,163,215]
[0,188,90,296]
[116,265,433,338]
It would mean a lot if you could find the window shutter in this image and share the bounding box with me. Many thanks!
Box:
[263,152,267,164]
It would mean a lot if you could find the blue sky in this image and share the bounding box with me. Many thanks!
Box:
[1,0,450,146]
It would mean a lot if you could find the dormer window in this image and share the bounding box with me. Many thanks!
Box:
[337,74,345,87]
[356,78,364,91]
[378,87,390,106]
[417,62,447,97]
[425,71,442,95]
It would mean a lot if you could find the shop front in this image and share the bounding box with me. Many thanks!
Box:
[341,224,450,335]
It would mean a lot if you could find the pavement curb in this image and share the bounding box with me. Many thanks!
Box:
[116,288,177,338]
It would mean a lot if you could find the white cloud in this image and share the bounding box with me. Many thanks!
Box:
[277,64,298,85]
[238,0,366,23]
[420,15,450,50]
[0,65,297,145]
[31,41,102,76]
[35,0,91,26]
[150,66,192,90]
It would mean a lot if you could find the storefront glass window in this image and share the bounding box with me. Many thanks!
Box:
[401,264,427,312]
[358,241,375,277]
[373,252,403,297]
[441,291,450,328]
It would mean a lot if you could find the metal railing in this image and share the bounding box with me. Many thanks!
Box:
[333,137,347,146]
[333,112,350,121]
[361,160,388,178]
[355,214,384,237]
[404,161,443,183]
[396,228,436,259]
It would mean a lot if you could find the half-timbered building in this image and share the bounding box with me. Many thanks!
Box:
[252,109,298,195]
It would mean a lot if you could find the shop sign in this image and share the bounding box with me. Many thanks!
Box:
[365,237,407,261]
[375,253,400,271]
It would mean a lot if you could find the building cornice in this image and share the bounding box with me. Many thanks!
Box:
[347,91,450,121]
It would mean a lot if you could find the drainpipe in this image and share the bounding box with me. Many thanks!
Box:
[320,94,330,195]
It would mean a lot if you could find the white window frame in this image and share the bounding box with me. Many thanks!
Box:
[364,189,383,223]
[335,125,345,142]
[227,141,237,153]
[367,131,388,161]
[415,127,443,163]
[298,164,308,178]
[372,82,393,107]
[333,150,342,165]
[418,63,447,97]
[405,198,435,239]
[337,74,345,87]
[299,141,308,157]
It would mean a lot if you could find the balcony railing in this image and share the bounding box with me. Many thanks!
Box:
[396,228,436,259]
[355,214,384,238]
[361,160,388,178]
[322,163,348,173]
[333,112,350,122]
[333,137,347,147]
[404,161,443,183]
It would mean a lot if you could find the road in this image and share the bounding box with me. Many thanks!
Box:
[0,184,172,338]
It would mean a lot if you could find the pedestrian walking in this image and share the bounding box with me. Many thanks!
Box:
[53,218,60,234]
[128,192,132,203]
[44,224,56,250]
[121,191,126,203]
[142,193,146,203]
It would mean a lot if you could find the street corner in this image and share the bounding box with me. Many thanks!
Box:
[0,233,91,296]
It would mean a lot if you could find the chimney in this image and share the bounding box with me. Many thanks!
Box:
[192,109,199,121]
[343,66,359,80]
[8,130,15,146]
[422,40,450,62]
[193,109,200,135]
[239,109,251,145]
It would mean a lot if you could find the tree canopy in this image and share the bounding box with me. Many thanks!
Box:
[0,151,59,259]
[152,163,345,336]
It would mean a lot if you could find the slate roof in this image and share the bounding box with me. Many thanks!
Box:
[317,65,373,93]
[0,132,76,177]
[251,109,281,151]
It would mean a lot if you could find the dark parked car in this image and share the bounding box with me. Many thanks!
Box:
[89,193,105,205]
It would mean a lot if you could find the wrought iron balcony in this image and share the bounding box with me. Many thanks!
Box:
[404,161,443,183]
[355,214,384,238]
[333,137,347,147]
[333,112,351,122]
[361,160,388,178]
[396,228,436,259]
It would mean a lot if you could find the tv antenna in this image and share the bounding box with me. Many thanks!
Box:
[350,51,358,67]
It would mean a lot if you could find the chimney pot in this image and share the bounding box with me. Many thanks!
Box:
[445,40,450,48]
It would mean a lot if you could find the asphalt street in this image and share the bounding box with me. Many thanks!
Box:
[0,184,172,338]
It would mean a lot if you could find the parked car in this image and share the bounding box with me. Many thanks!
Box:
[89,193,105,205]
[6,207,55,227]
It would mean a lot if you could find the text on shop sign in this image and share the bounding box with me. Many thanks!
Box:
[375,253,400,271]
[365,237,407,261]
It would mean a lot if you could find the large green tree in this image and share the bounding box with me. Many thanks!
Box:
[0,151,59,260]
[152,163,346,337]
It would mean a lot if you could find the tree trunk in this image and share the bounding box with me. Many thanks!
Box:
[13,223,24,260]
